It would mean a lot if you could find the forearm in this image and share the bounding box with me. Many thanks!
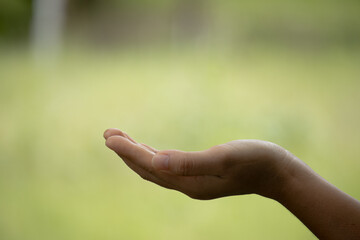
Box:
[276,154,360,239]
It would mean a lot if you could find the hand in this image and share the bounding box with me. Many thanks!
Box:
[104,128,360,239]
[104,128,291,200]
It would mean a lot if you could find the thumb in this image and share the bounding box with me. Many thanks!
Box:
[151,149,221,176]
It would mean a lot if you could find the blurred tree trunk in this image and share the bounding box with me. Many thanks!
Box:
[31,0,67,60]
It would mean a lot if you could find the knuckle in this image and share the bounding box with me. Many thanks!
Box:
[176,154,194,175]
[211,144,236,171]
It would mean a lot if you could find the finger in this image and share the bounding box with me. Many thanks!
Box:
[104,128,124,139]
[140,143,158,153]
[104,128,137,144]
[106,135,155,171]
[122,132,138,144]
[105,132,175,187]
[105,136,226,198]
[151,149,223,176]
[121,156,175,190]
[104,129,158,154]
[104,136,190,188]
[122,155,225,199]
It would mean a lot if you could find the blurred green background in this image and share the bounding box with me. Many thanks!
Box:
[1,0,360,239]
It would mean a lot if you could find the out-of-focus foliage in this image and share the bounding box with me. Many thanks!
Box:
[0,0,32,42]
[1,0,359,47]
[67,0,360,47]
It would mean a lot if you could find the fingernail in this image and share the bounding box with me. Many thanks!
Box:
[152,154,169,170]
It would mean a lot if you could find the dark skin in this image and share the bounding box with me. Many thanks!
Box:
[104,128,360,239]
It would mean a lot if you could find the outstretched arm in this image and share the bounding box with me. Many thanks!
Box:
[104,128,360,239]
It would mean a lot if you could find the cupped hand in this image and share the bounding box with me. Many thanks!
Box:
[104,128,291,200]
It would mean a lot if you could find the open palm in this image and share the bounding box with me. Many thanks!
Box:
[104,128,288,200]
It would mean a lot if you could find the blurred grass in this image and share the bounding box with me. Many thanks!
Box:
[1,45,360,239]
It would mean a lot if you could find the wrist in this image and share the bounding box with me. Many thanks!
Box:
[271,150,317,203]
[250,143,296,200]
